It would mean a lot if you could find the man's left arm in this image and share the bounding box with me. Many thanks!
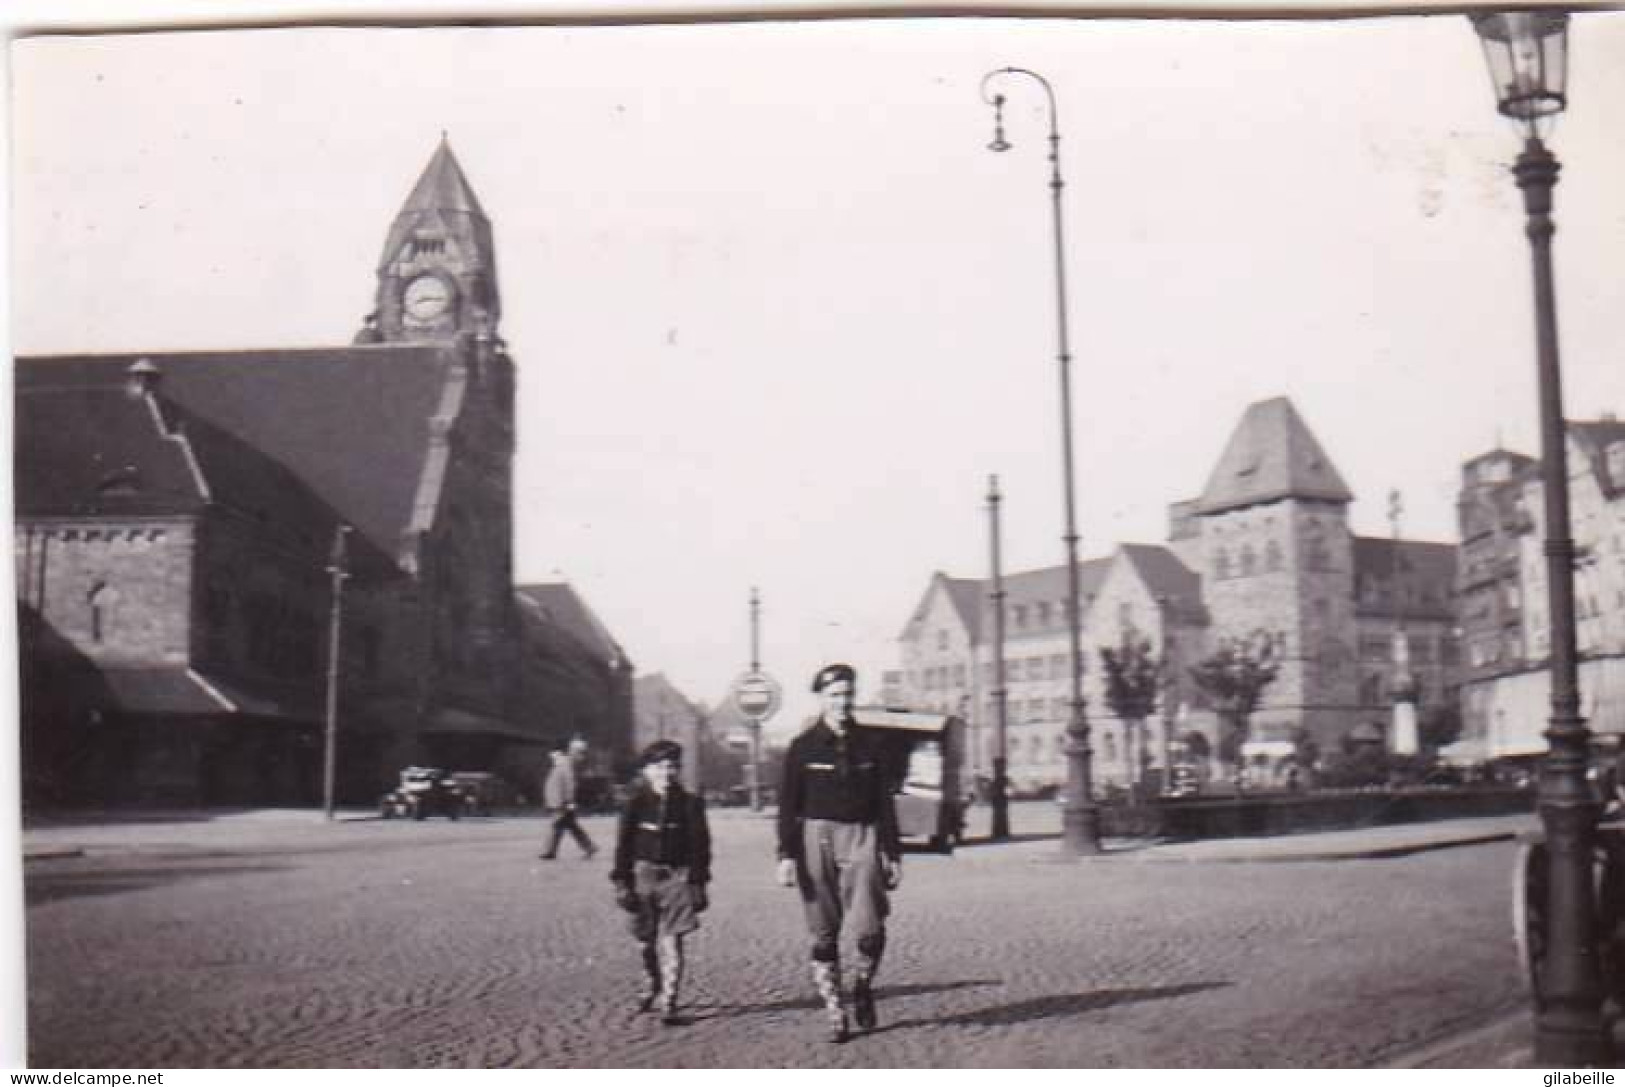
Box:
[872,735,903,867]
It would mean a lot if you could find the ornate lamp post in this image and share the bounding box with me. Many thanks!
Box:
[979,67,1099,854]
[1469,11,1608,1066]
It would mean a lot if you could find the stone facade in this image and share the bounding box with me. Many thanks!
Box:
[892,397,1462,791]
[16,140,631,808]
[1456,418,1625,754]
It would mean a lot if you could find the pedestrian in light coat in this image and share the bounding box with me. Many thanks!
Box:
[540,742,597,860]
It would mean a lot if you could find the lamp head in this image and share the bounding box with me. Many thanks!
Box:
[1469,9,1569,139]
[987,93,1012,152]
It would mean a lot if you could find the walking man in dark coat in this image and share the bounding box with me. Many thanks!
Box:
[776,663,902,1042]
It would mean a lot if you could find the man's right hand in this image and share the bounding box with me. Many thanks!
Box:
[776,857,798,888]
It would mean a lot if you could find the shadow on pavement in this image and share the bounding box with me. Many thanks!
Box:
[704,978,1004,1019]
[955,833,1063,850]
[871,980,1233,1034]
[24,863,288,906]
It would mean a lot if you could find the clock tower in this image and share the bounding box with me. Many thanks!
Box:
[362,135,501,344]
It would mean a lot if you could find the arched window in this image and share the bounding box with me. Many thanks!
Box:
[1265,538,1283,572]
[86,581,116,644]
[1214,548,1232,580]
[1239,544,1257,577]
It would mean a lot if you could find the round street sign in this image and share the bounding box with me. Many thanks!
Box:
[732,670,783,722]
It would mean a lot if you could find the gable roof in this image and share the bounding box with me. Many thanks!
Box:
[16,385,208,517]
[16,382,399,578]
[1351,537,1458,622]
[1118,543,1208,625]
[16,347,454,565]
[515,583,631,670]
[899,572,985,643]
[899,557,1115,646]
[1198,397,1353,515]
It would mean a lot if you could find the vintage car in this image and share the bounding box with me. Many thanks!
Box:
[447,771,514,817]
[380,766,464,821]
[853,708,970,854]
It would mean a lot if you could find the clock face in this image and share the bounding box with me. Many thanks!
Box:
[403,275,452,322]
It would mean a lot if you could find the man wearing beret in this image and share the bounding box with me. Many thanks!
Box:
[776,663,902,1042]
[611,739,711,1025]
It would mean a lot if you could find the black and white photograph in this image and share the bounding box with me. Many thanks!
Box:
[7,0,1625,1071]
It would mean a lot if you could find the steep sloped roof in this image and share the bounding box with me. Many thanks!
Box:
[1001,557,1112,611]
[1352,537,1458,622]
[898,572,986,643]
[16,386,207,517]
[16,383,399,578]
[1571,418,1625,498]
[515,583,631,670]
[1119,543,1209,625]
[378,138,497,277]
[1198,397,1353,515]
[17,348,452,563]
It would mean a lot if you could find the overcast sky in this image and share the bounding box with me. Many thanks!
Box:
[9,8,1625,739]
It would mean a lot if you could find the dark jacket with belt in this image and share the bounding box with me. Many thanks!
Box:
[777,718,901,863]
[611,784,712,886]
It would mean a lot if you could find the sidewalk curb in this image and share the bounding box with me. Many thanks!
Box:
[1376,1008,1533,1069]
[1134,830,1521,864]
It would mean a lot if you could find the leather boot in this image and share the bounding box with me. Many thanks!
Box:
[637,944,661,1013]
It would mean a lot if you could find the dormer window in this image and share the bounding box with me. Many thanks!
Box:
[95,465,143,496]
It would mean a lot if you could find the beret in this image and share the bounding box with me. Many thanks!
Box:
[810,663,856,693]
[638,739,684,767]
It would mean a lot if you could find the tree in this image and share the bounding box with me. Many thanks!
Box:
[1189,630,1281,782]
[1100,632,1161,794]
[1420,702,1463,751]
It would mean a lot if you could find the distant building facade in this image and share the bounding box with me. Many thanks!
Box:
[893,397,1462,791]
[15,140,631,807]
[1455,417,1625,757]
[516,582,636,778]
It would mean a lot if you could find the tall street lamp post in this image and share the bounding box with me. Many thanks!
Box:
[322,524,352,822]
[1469,11,1608,1066]
[986,473,1012,840]
[980,67,1100,855]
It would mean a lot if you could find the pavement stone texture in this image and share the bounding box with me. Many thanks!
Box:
[22,804,1537,1068]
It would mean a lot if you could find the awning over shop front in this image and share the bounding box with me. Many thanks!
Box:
[420,707,545,745]
[86,666,322,724]
[97,667,234,715]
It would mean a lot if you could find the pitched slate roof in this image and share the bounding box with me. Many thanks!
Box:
[1197,397,1353,515]
[1001,557,1113,613]
[379,138,497,278]
[515,583,631,670]
[1571,418,1625,499]
[16,347,454,565]
[1119,543,1209,625]
[16,383,396,577]
[1351,537,1458,622]
[899,573,986,643]
[16,385,208,517]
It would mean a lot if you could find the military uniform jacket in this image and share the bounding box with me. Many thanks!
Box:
[611,784,712,886]
[777,718,901,863]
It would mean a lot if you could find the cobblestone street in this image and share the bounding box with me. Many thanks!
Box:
[24,805,1528,1068]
